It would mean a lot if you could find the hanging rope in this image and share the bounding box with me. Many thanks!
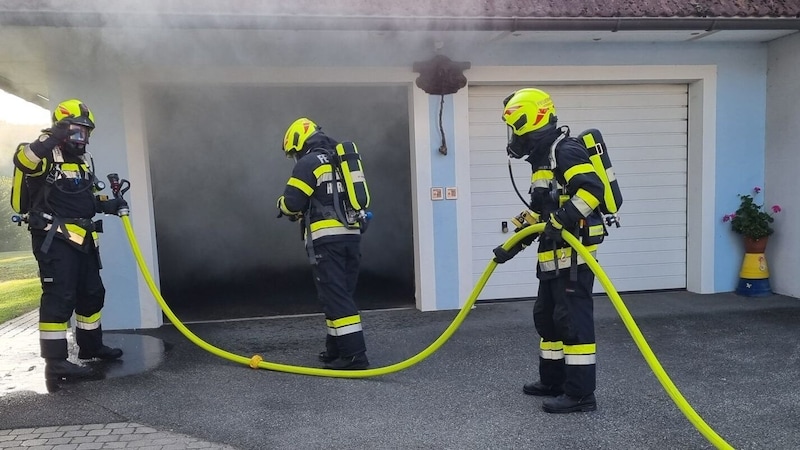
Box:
[438,94,447,155]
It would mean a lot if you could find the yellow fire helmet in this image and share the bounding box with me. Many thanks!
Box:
[501,88,557,136]
[283,117,319,158]
[52,98,95,129]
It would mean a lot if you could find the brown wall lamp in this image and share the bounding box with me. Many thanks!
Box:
[412,55,471,155]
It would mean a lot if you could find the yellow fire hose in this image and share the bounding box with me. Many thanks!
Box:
[121,216,731,449]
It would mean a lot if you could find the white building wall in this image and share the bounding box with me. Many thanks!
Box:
[766,32,800,299]
[25,26,797,330]
[45,70,152,330]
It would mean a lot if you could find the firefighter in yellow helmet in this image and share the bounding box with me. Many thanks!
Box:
[498,88,606,413]
[12,99,128,386]
[276,118,369,370]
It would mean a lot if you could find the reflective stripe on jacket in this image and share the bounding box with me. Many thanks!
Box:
[278,138,361,244]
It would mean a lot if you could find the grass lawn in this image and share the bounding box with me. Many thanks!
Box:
[0,251,40,324]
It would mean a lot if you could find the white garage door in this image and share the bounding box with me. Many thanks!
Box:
[469,84,688,299]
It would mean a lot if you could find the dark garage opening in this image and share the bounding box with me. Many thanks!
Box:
[144,84,415,321]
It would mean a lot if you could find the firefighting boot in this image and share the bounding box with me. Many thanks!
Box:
[324,353,370,370]
[318,351,338,363]
[522,381,563,397]
[78,345,123,360]
[44,359,97,381]
[319,335,339,363]
[541,393,597,414]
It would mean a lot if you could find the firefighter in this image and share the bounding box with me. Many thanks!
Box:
[12,99,128,383]
[500,88,606,413]
[276,118,369,370]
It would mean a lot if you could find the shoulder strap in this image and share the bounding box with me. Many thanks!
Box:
[548,130,569,169]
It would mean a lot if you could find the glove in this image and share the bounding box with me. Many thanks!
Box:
[543,212,566,244]
[530,187,549,212]
[50,118,72,142]
[276,197,286,218]
[99,197,128,215]
[493,233,536,264]
[29,118,73,159]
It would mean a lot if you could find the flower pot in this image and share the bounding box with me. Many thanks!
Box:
[737,235,772,297]
[743,236,768,254]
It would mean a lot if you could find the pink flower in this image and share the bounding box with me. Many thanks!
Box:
[722,213,735,222]
[753,186,762,194]
[772,205,782,213]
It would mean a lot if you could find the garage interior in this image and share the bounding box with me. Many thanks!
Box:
[144,84,415,321]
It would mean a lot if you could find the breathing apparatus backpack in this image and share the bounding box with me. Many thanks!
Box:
[327,141,371,230]
[576,128,623,222]
[9,143,31,216]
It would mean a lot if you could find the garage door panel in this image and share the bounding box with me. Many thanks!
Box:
[609,133,687,149]
[544,83,688,96]
[471,191,534,207]
[471,166,534,182]
[470,83,687,298]
[471,177,531,194]
[545,92,688,109]
[616,160,685,174]
[603,257,686,273]
[605,259,687,275]
[602,225,685,241]
[598,275,686,293]
[610,215,685,229]
[565,107,687,123]
[599,244,687,262]
[471,139,508,152]
[479,284,538,301]
[588,121,688,136]
[470,151,527,166]
[620,198,686,213]
[621,173,684,187]
[621,185,686,201]
[472,260,536,278]
[471,219,533,234]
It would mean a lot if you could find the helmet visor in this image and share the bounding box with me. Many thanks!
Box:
[68,124,91,145]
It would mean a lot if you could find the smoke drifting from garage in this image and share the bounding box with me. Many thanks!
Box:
[16,1,459,317]
[144,84,414,316]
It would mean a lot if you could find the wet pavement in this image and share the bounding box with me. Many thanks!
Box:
[1,309,166,396]
[2,291,800,449]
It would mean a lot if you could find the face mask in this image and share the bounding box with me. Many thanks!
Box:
[68,124,90,145]
[506,132,532,159]
[506,125,561,161]
[62,141,87,156]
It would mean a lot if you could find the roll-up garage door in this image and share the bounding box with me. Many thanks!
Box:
[469,84,688,299]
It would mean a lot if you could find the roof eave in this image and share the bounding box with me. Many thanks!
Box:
[1,12,799,32]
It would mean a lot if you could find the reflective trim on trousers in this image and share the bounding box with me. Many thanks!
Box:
[540,349,565,360]
[564,343,597,365]
[327,323,364,337]
[565,354,597,365]
[39,330,67,340]
[75,312,101,330]
[539,339,564,360]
